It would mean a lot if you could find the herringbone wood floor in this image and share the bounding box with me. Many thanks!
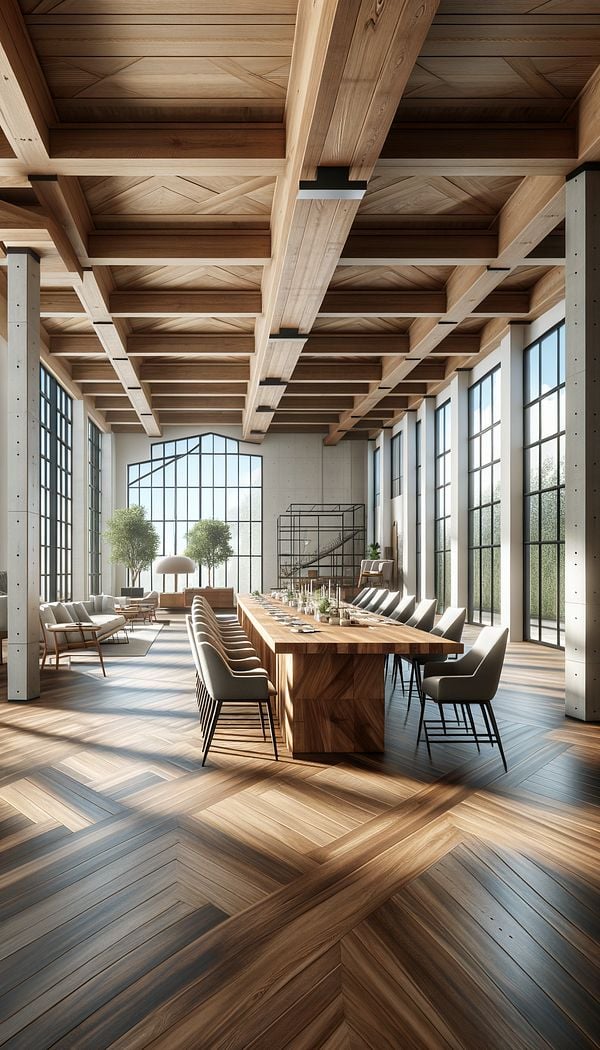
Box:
[0,617,598,1049]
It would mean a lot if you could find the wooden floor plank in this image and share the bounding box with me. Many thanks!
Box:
[0,616,596,1048]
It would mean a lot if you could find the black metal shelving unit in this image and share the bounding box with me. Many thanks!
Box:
[277,503,365,588]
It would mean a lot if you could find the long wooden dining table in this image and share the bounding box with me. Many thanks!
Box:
[236,594,463,756]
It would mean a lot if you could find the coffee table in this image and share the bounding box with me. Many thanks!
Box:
[44,622,107,677]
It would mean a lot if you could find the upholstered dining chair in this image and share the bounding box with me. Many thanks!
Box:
[420,625,509,770]
[405,606,466,711]
[391,598,437,690]
[197,639,278,766]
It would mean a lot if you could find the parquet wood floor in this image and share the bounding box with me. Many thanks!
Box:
[0,618,598,1049]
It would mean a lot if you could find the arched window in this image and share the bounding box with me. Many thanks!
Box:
[128,433,262,592]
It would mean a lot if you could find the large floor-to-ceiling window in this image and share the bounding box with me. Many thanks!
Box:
[372,444,380,544]
[40,367,73,602]
[128,433,262,592]
[468,366,501,624]
[524,322,565,647]
[391,431,403,498]
[434,400,451,611]
[88,420,102,594]
[415,419,422,600]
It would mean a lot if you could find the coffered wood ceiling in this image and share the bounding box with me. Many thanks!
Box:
[0,1,597,438]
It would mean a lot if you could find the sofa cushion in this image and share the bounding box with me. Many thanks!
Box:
[81,599,95,615]
[53,603,73,624]
[92,595,104,615]
[63,602,81,622]
[73,602,93,623]
[101,595,116,613]
[91,613,126,637]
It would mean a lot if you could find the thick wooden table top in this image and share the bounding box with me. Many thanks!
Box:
[237,595,463,657]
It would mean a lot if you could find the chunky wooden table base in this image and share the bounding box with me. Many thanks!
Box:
[237,595,463,756]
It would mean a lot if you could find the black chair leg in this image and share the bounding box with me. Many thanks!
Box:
[202,700,222,766]
[464,703,481,752]
[265,699,279,760]
[480,703,494,746]
[407,661,415,712]
[486,703,507,772]
[417,695,426,744]
[258,701,266,740]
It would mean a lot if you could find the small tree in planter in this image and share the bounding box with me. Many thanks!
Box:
[104,505,160,587]
[185,520,234,587]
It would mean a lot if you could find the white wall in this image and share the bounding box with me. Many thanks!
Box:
[113,427,367,591]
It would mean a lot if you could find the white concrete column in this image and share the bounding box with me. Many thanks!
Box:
[101,431,115,595]
[450,371,469,609]
[0,280,7,572]
[7,249,40,701]
[500,325,525,640]
[421,398,436,600]
[380,430,392,557]
[71,400,88,600]
[564,166,600,721]
[402,413,417,595]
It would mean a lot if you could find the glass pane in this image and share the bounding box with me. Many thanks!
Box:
[527,495,539,542]
[541,544,558,628]
[527,447,539,492]
[540,392,558,440]
[525,404,539,445]
[540,439,557,489]
[541,490,557,541]
[526,344,539,403]
[541,331,557,393]
[528,545,539,623]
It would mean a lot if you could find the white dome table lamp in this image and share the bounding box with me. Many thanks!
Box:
[155,555,195,592]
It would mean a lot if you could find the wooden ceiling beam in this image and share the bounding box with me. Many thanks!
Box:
[340,228,565,266]
[48,126,286,177]
[327,174,564,442]
[274,411,341,424]
[109,291,261,317]
[157,412,243,427]
[318,289,529,317]
[31,175,160,436]
[379,124,577,176]
[88,230,271,266]
[244,0,439,439]
[302,333,408,356]
[285,381,370,396]
[140,362,249,383]
[128,334,254,356]
[0,1,54,167]
[292,362,381,383]
[319,289,446,317]
[279,396,354,410]
[148,382,247,397]
[40,289,85,317]
[151,396,246,411]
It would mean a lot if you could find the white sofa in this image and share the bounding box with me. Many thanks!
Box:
[39,595,126,650]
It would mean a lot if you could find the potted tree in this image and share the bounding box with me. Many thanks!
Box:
[184,520,235,609]
[104,505,160,597]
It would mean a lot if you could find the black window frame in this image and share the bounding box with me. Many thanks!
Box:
[434,400,451,612]
[468,365,501,626]
[40,366,73,602]
[523,321,565,648]
[391,430,403,499]
[88,419,102,594]
[127,432,263,593]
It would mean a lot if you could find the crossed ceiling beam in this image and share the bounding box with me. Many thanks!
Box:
[243,0,441,441]
[326,175,566,443]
